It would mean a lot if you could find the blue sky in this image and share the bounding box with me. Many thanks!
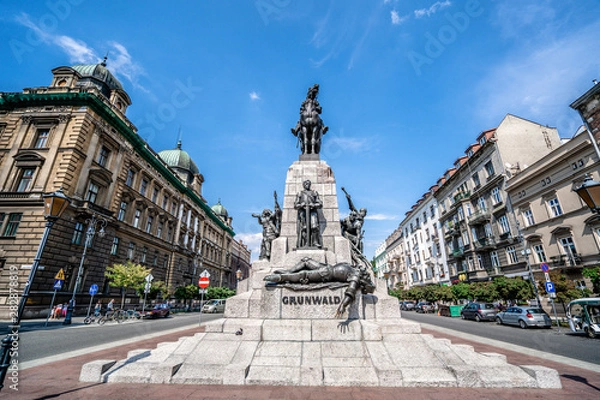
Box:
[1,1,599,262]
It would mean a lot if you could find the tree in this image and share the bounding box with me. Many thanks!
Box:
[451,282,471,302]
[105,261,152,308]
[434,285,455,304]
[469,281,500,302]
[174,284,198,308]
[583,266,600,295]
[207,286,236,300]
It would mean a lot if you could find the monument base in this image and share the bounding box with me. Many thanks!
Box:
[80,316,561,388]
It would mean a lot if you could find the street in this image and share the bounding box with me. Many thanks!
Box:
[14,312,223,366]
[401,310,600,366]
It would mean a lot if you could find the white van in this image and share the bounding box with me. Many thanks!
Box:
[202,299,226,313]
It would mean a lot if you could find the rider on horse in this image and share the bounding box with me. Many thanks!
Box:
[291,84,328,154]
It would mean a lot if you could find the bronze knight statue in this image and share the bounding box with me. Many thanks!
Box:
[252,191,282,260]
[291,84,328,155]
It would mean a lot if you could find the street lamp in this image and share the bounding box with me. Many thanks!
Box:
[0,188,71,390]
[516,221,543,309]
[236,268,242,288]
[574,174,600,214]
[63,214,107,325]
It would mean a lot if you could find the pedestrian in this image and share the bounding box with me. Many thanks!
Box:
[94,300,102,317]
[53,304,62,319]
[107,299,115,315]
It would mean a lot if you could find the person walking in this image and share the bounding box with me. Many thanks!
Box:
[94,300,102,317]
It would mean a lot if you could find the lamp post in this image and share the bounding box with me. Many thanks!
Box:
[63,214,106,325]
[574,174,600,214]
[0,188,71,390]
[516,222,543,309]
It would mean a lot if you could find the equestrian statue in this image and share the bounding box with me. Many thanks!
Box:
[291,84,329,155]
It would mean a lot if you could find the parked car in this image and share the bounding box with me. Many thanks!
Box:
[496,306,552,329]
[399,301,415,311]
[415,301,434,313]
[146,304,170,318]
[460,302,497,322]
[566,298,600,338]
[202,299,226,313]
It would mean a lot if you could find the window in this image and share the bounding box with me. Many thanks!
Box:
[157,221,164,238]
[141,247,147,263]
[127,242,135,259]
[491,187,502,205]
[153,251,159,266]
[484,223,492,238]
[484,161,495,178]
[111,237,120,256]
[423,211,427,223]
[34,129,49,148]
[152,187,159,203]
[479,136,486,146]
[548,197,563,217]
[72,222,85,245]
[16,168,35,192]
[162,195,169,210]
[523,208,535,227]
[498,214,510,234]
[125,169,135,186]
[430,205,435,218]
[171,202,178,215]
[133,209,142,228]
[2,213,22,237]
[97,146,110,167]
[117,201,128,221]
[140,179,148,196]
[533,244,547,263]
[146,215,153,233]
[457,207,464,221]
[472,172,480,188]
[85,182,99,203]
[506,246,518,264]
[490,251,500,268]
[478,196,487,211]
[559,236,577,261]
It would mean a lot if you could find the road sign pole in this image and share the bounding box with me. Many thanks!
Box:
[44,289,59,327]
[549,297,561,333]
[198,290,205,327]
[86,294,95,318]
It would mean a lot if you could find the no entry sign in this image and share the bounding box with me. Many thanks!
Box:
[198,276,210,289]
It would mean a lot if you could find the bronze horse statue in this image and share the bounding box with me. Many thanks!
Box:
[291,84,328,154]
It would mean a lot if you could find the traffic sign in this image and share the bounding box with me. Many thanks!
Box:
[198,276,210,289]
[55,268,65,280]
[145,274,154,282]
[544,281,556,293]
[540,263,549,272]
[89,284,98,296]
[144,282,151,294]
[200,270,210,278]
[53,279,63,290]
[544,272,551,282]
[199,289,206,294]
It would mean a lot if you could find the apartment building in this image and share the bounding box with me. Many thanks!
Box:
[434,115,561,284]
[0,61,248,318]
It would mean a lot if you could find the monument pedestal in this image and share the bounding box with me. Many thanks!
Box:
[80,153,561,389]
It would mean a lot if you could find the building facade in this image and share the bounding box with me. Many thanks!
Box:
[0,62,248,318]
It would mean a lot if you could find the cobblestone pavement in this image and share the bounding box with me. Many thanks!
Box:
[4,325,600,400]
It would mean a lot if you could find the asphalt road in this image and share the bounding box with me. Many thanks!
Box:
[14,312,222,365]
[401,310,600,366]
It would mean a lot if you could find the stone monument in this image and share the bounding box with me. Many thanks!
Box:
[80,85,561,389]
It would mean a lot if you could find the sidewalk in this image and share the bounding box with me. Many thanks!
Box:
[4,324,600,399]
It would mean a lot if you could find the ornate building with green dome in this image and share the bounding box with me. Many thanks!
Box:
[0,60,248,318]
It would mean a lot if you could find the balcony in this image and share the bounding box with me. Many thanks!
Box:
[453,191,471,203]
[467,209,491,225]
[452,248,464,258]
[473,237,496,251]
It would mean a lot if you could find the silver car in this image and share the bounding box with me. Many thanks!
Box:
[496,306,552,329]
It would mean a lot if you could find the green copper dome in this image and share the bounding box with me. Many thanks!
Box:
[158,140,200,176]
[71,58,123,91]
[211,199,228,220]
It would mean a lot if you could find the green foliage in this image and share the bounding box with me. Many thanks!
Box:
[469,281,500,302]
[543,271,582,305]
[451,282,471,301]
[105,261,152,308]
[434,285,455,304]
[174,284,199,301]
[206,286,236,300]
[583,266,600,294]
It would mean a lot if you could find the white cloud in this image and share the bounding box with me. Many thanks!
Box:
[474,20,600,137]
[414,0,451,19]
[390,10,409,25]
[249,91,261,101]
[366,213,399,221]
[235,232,261,261]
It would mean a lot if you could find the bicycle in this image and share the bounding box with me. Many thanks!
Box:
[83,312,102,324]
[98,309,126,325]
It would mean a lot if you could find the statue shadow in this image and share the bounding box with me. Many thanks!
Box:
[337,318,358,334]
